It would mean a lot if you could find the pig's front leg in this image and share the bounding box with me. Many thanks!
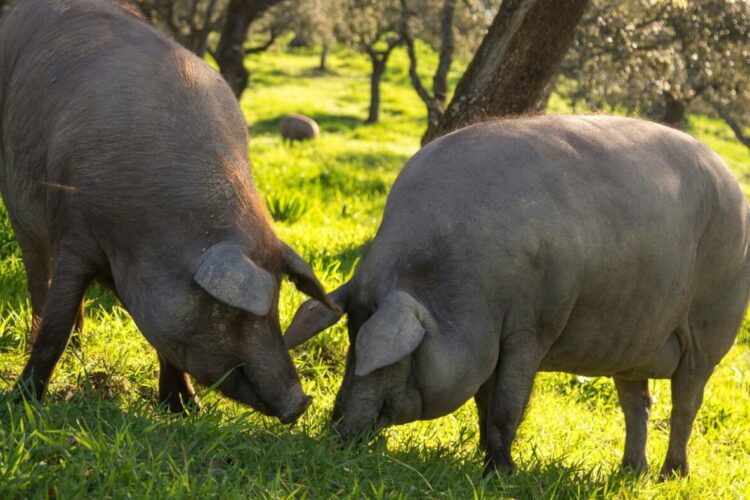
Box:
[158,355,201,414]
[482,336,544,476]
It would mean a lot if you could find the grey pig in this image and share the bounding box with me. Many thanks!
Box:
[0,0,339,423]
[285,115,750,476]
[280,114,320,143]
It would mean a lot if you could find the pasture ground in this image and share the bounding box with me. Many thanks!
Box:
[0,43,749,498]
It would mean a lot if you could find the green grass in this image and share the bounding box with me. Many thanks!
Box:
[1,43,750,497]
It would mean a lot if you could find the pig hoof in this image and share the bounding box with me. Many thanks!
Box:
[621,458,648,475]
[161,394,202,415]
[482,452,515,477]
[9,381,41,405]
[659,461,689,481]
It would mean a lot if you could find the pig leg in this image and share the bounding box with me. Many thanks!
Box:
[68,301,85,348]
[16,236,51,346]
[14,253,92,399]
[158,355,201,413]
[659,365,711,478]
[483,340,543,476]
[474,375,495,453]
[20,245,85,348]
[614,378,651,474]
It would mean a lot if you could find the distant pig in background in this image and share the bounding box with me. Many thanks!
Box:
[285,116,750,476]
[280,114,320,143]
[0,0,339,423]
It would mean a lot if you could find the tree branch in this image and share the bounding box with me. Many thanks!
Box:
[403,35,433,106]
[246,28,280,54]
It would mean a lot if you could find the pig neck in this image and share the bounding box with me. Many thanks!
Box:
[387,285,499,419]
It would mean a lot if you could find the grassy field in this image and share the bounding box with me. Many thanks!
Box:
[1,42,749,498]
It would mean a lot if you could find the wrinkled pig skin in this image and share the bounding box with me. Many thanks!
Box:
[0,0,338,423]
[286,115,750,476]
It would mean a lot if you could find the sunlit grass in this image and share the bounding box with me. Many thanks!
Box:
[0,43,748,497]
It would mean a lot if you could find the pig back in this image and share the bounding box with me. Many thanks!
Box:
[359,115,750,375]
[0,0,269,249]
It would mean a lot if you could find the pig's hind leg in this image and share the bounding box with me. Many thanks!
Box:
[17,235,85,349]
[16,235,51,347]
[14,249,93,400]
[660,274,749,479]
[613,378,651,474]
[158,354,201,414]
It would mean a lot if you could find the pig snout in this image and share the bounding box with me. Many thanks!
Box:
[278,387,313,424]
[240,359,311,424]
[216,366,312,423]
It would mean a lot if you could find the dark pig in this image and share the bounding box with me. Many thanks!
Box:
[0,0,338,423]
[286,116,750,475]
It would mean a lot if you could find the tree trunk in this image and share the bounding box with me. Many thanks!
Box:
[432,0,456,106]
[214,0,285,98]
[401,0,455,144]
[404,36,446,143]
[188,0,220,57]
[424,0,589,143]
[319,44,329,71]
[715,105,750,151]
[660,93,687,128]
[367,58,386,124]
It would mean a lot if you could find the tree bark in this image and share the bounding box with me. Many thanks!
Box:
[214,0,286,98]
[424,0,589,143]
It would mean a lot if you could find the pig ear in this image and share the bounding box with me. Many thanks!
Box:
[284,284,349,349]
[282,243,342,313]
[355,291,426,377]
[194,242,275,317]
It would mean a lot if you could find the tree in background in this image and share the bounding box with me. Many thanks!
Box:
[400,0,499,144]
[0,0,16,16]
[562,0,750,146]
[134,0,227,56]
[337,0,403,124]
[424,0,589,143]
[262,0,339,71]
[136,0,286,98]
[214,0,288,98]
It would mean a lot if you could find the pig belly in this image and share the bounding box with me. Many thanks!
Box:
[539,329,683,379]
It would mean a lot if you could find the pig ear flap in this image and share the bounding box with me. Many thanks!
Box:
[282,243,342,314]
[354,291,427,377]
[194,242,275,317]
[284,284,349,349]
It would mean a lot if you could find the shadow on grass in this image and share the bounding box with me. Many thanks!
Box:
[0,389,643,497]
[248,67,295,88]
[330,149,406,172]
[308,239,371,280]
